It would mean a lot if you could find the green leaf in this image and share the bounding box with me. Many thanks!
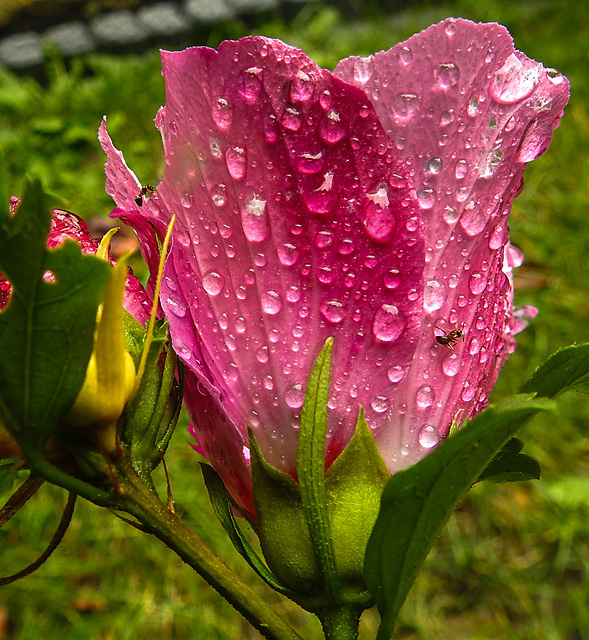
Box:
[477,438,541,483]
[365,394,556,640]
[296,338,340,598]
[520,343,589,398]
[0,178,111,449]
[200,462,296,598]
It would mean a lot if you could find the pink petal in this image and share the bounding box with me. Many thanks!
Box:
[108,38,424,513]
[335,18,569,467]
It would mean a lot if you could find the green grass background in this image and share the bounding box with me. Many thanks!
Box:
[1,0,589,638]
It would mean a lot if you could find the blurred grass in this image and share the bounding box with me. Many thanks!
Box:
[1,0,589,638]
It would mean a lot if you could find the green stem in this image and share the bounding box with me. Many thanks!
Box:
[112,454,304,640]
[319,606,362,640]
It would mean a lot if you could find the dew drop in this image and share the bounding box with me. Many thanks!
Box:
[320,300,346,324]
[461,383,476,402]
[226,146,247,181]
[444,18,457,36]
[387,365,406,384]
[392,93,420,119]
[237,67,263,101]
[423,279,447,312]
[315,230,333,249]
[285,383,305,409]
[212,97,233,129]
[280,107,302,131]
[277,243,299,266]
[180,193,193,209]
[443,206,460,224]
[318,266,334,284]
[424,157,443,174]
[261,290,282,315]
[362,191,396,243]
[440,109,455,126]
[469,272,486,295]
[467,96,479,117]
[491,53,541,104]
[455,159,468,179]
[399,46,413,65]
[202,270,224,296]
[353,56,373,84]
[296,151,324,175]
[319,90,332,110]
[256,346,269,364]
[166,295,186,317]
[211,183,227,207]
[418,425,440,448]
[442,353,460,377]
[459,205,486,236]
[286,285,301,303]
[241,196,270,242]
[319,110,345,144]
[435,63,460,88]
[370,395,390,413]
[416,384,435,408]
[372,304,405,343]
[289,71,314,103]
[417,188,436,210]
[384,269,401,289]
[224,362,239,381]
[337,238,355,255]
[488,223,506,249]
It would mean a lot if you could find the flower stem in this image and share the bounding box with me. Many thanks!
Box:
[112,454,303,640]
[319,606,362,640]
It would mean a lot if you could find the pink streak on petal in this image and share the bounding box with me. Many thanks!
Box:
[335,18,570,470]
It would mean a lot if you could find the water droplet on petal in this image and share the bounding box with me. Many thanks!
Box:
[435,63,460,88]
[212,183,227,207]
[277,243,299,266]
[443,206,460,224]
[241,196,269,242]
[290,71,314,103]
[237,67,263,101]
[261,290,282,315]
[371,395,390,413]
[416,384,435,408]
[461,383,476,402]
[417,188,436,209]
[455,159,468,179]
[212,97,233,129]
[320,300,346,324]
[280,107,302,131]
[424,279,447,312]
[442,353,460,377]
[286,285,301,303]
[424,157,443,174]
[489,224,506,249]
[166,295,186,317]
[392,93,420,119]
[353,56,373,84]
[387,365,406,383]
[491,53,541,104]
[362,188,396,243]
[372,304,405,343]
[384,269,401,289]
[256,346,269,363]
[224,362,239,381]
[399,46,413,64]
[418,425,440,448]
[459,204,486,236]
[469,272,486,295]
[226,146,247,181]
[202,270,224,296]
[319,110,345,144]
[285,383,305,409]
[440,109,455,126]
[315,230,333,249]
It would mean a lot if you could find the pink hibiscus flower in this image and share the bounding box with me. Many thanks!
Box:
[100,18,569,517]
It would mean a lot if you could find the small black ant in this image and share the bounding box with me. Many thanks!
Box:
[433,322,466,350]
[135,184,155,207]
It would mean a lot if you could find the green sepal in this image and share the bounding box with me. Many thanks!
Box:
[296,338,340,598]
[249,427,322,600]
[365,393,556,640]
[0,177,111,450]
[119,319,183,485]
[325,411,388,606]
[200,462,296,598]
[476,438,540,483]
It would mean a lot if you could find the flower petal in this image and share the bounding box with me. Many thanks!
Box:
[335,18,570,468]
[108,38,424,511]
